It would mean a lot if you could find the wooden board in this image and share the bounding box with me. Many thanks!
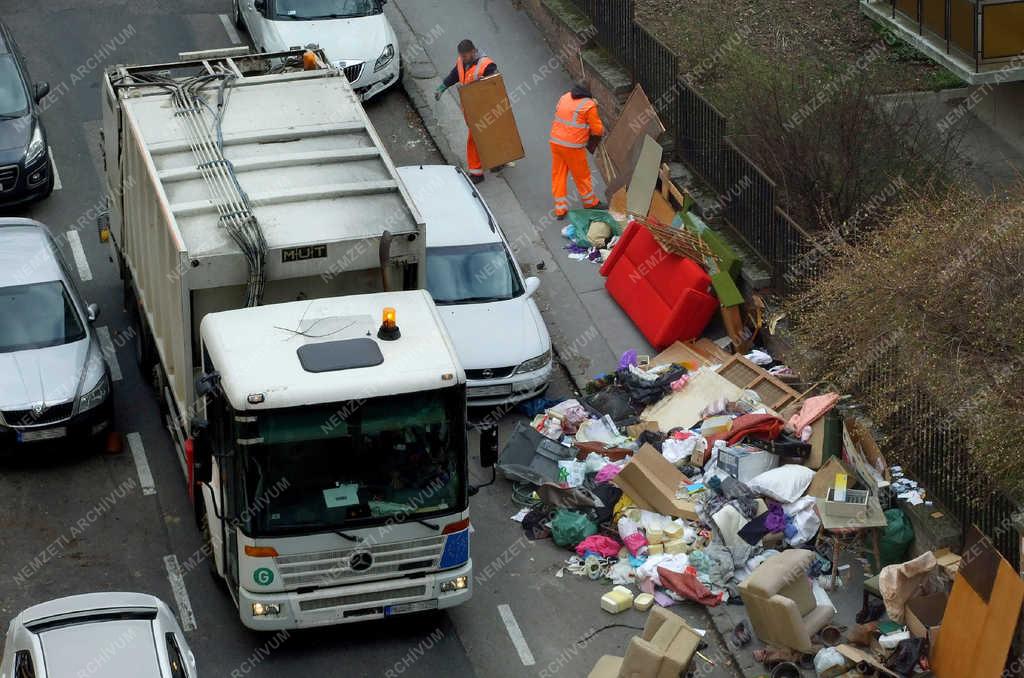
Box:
[650,341,716,370]
[835,644,900,677]
[931,532,1024,678]
[626,135,662,217]
[695,338,731,363]
[715,353,800,410]
[459,74,525,169]
[641,368,749,430]
[602,84,665,183]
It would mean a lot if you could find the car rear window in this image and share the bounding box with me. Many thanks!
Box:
[39,620,161,677]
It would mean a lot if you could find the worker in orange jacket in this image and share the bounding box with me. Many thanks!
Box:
[550,83,605,219]
[435,39,497,184]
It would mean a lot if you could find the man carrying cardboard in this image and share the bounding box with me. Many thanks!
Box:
[549,82,605,219]
[435,39,498,184]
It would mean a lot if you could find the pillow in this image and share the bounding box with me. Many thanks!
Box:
[747,465,815,503]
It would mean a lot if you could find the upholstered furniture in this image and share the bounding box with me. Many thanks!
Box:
[738,549,835,653]
[587,606,702,678]
[599,221,718,350]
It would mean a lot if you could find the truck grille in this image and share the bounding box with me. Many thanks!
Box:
[298,585,426,612]
[1,401,75,427]
[276,534,445,588]
[0,165,18,192]
[466,366,517,380]
[343,63,363,83]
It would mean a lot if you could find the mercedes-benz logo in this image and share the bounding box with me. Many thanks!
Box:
[480,369,494,379]
[31,403,46,418]
[349,551,374,572]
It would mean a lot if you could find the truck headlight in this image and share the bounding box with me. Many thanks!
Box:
[251,602,281,617]
[439,576,468,593]
[26,124,45,165]
[514,349,551,375]
[374,44,395,72]
[79,376,110,413]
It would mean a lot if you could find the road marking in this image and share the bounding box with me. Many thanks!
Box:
[127,432,156,496]
[497,604,535,666]
[164,554,198,632]
[219,14,243,45]
[65,230,91,282]
[48,147,61,191]
[95,326,123,382]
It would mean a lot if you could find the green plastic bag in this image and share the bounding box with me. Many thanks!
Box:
[565,209,623,248]
[550,508,598,548]
[876,508,914,569]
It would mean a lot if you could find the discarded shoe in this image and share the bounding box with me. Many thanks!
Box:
[730,621,751,648]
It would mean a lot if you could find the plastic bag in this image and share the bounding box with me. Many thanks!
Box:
[876,508,914,569]
[550,509,598,547]
[557,459,586,488]
[617,515,649,556]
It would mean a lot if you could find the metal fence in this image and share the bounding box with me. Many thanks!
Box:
[567,0,811,285]
[568,0,1023,566]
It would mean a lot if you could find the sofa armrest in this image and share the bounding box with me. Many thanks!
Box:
[765,594,815,653]
[599,220,640,277]
[620,637,664,677]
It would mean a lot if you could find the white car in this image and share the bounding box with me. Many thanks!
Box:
[398,165,553,408]
[232,0,400,101]
[1,593,197,677]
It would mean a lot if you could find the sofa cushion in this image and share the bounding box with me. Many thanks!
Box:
[741,549,815,598]
[779,577,817,616]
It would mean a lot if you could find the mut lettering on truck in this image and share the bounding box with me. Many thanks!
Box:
[282,245,328,263]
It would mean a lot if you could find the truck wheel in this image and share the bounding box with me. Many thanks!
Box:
[128,292,156,379]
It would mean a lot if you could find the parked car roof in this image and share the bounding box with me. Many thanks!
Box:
[0,219,64,287]
[397,165,502,248]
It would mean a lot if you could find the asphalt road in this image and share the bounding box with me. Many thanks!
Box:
[0,3,497,677]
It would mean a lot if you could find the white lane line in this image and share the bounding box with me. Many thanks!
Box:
[497,604,535,666]
[65,230,92,282]
[164,554,198,632]
[219,14,243,45]
[95,326,123,382]
[48,147,61,191]
[127,432,156,496]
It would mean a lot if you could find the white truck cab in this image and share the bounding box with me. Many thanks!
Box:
[195,291,471,629]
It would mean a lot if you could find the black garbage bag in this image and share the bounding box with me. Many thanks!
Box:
[885,637,924,676]
[617,364,686,407]
[585,383,634,420]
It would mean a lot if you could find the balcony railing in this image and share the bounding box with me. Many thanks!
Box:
[862,0,1024,81]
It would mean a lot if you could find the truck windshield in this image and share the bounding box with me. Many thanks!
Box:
[239,388,466,536]
[273,0,378,20]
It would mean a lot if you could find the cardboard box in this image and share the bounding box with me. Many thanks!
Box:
[933,548,963,578]
[612,445,699,520]
[906,591,948,647]
[808,457,855,499]
[718,445,779,483]
[823,487,869,518]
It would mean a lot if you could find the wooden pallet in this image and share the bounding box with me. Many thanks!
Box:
[715,353,799,410]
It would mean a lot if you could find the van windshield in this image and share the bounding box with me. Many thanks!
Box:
[0,281,85,353]
[239,388,467,536]
[273,0,377,20]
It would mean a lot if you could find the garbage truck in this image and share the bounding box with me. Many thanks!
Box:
[100,47,482,629]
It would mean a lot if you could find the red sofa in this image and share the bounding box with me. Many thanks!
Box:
[600,221,718,349]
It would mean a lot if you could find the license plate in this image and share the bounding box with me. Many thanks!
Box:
[18,427,67,442]
[471,384,513,397]
[385,600,438,616]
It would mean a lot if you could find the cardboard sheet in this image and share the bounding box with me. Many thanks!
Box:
[602,84,665,183]
[626,135,662,217]
[650,341,716,371]
[931,530,1024,678]
[641,367,747,430]
[459,74,525,169]
[807,457,856,499]
[612,444,698,520]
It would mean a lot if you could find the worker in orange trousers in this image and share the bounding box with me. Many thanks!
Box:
[435,39,497,184]
[550,83,605,219]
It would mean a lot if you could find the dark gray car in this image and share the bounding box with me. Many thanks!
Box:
[0,219,112,451]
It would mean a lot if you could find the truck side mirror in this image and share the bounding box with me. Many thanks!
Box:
[479,425,499,468]
[196,371,220,397]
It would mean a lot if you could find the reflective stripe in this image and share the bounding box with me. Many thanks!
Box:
[550,137,587,148]
[581,193,596,201]
[554,115,589,129]
[469,168,484,175]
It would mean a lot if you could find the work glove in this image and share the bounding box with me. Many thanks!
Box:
[434,84,447,101]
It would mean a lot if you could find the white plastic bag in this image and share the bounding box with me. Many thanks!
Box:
[557,460,586,488]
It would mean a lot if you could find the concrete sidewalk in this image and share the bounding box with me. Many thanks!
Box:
[386,0,652,389]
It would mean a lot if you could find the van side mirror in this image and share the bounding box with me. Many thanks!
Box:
[86,303,100,323]
[479,425,499,468]
[34,82,49,104]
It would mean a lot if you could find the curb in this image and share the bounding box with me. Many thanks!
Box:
[385,1,621,392]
